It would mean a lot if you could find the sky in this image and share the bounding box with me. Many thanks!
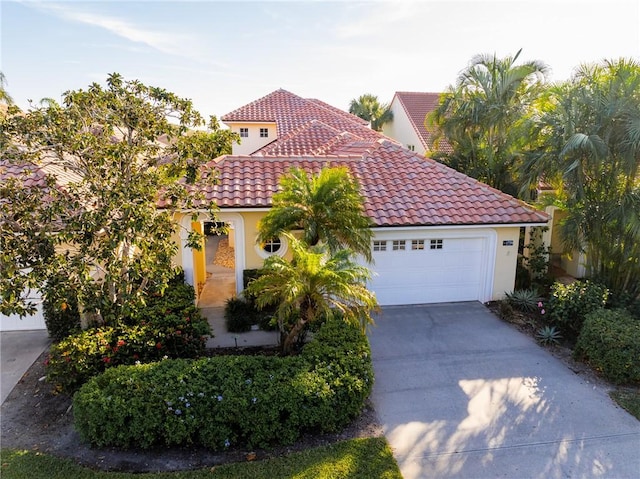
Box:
[1,0,639,120]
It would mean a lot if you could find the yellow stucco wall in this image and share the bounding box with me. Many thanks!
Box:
[492,227,521,300]
[227,122,277,155]
[242,211,267,269]
[171,211,529,303]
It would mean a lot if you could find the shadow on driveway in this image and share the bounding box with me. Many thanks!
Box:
[368,302,640,479]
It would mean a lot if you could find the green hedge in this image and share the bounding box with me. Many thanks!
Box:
[548,280,609,340]
[73,320,373,450]
[574,309,640,385]
[46,280,211,393]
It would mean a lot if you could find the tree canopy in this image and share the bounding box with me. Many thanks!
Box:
[348,93,393,132]
[0,72,13,105]
[429,49,549,197]
[0,73,238,322]
[534,59,640,298]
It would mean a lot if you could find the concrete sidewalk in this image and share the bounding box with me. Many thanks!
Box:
[369,302,640,479]
[1,330,50,404]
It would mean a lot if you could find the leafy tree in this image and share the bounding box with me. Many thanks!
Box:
[0,73,238,323]
[257,166,373,262]
[428,49,548,197]
[348,93,393,131]
[532,58,640,299]
[246,235,378,354]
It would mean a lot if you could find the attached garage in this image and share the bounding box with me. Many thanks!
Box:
[366,229,496,306]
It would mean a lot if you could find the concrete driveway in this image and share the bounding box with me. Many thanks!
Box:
[369,302,640,479]
[1,330,50,405]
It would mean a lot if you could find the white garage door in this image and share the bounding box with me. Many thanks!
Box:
[366,230,495,306]
[0,290,47,331]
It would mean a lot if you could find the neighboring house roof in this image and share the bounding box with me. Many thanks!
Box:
[221,89,389,155]
[0,158,81,190]
[0,159,49,188]
[392,91,453,153]
[189,139,548,227]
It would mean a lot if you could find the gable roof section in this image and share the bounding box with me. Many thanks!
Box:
[393,91,452,153]
[191,140,548,227]
[222,89,387,155]
[258,120,343,156]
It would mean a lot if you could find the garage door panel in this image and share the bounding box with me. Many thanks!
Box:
[366,233,493,305]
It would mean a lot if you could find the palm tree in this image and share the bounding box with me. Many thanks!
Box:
[246,235,378,354]
[0,72,13,105]
[348,93,393,131]
[534,58,640,299]
[257,166,373,262]
[429,49,548,197]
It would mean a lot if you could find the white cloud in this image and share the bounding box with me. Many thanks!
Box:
[25,1,224,66]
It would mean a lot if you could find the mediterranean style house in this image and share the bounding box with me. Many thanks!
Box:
[1,88,549,330]
[175,89,548,307]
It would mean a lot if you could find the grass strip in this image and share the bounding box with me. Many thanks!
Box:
[0,437,401,479]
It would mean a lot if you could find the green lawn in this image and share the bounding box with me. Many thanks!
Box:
[610,389,640,420]
[0,437,401,479]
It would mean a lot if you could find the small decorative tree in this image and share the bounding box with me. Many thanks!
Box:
[246,235,378,354]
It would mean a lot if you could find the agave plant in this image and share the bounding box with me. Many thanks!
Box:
[505,289,539,312]
[536,325,562,346]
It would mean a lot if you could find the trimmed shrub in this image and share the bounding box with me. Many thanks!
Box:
[46,280,210,393]
[548,280,609,340]
[73,320,373,450]
[574,309,640,385]
[223,279,279,332]
[42,274,81,340]
[224,297,256,333]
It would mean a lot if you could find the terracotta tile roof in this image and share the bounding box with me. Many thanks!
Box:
[0,159,49,188]
[191,140,548,227]
[1,156,83,189]
[393,91,453,153]
[258,120,344,156]
[305,98,369,126]
[222,89,384,155]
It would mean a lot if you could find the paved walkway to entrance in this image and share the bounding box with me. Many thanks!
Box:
[199,234,278,349]
[368,302,640,479]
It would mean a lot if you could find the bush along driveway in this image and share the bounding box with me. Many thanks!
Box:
[368,302,640,479]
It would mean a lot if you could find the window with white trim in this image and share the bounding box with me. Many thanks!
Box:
[373,240,387,252]
[407,144,415,151]
[262,237,282,254]
[260,128,269,138]
[411,239,425,250]
[239,128,249,138]
[430,239,443,250]
[392,240,406,251]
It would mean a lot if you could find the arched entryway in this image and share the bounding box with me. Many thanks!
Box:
[179,212,245,306]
